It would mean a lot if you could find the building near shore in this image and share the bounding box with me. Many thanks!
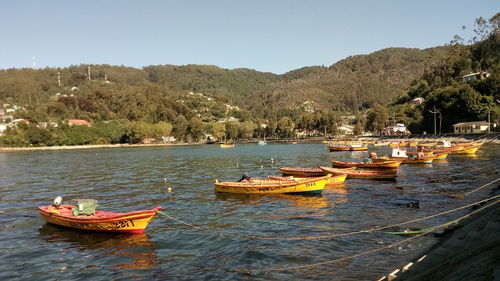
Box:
[382,123,410,136]
[452,121,490,134]
[338,124,354,135]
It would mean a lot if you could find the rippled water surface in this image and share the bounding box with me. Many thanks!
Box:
[0,143,498,280]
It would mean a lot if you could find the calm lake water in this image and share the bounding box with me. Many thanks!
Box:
[0,143,498,280]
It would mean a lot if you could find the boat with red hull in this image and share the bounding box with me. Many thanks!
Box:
[39,204,161,234]
[319,166,397,180]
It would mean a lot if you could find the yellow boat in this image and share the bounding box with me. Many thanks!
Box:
[433,153,449,160]
[455,144,482,154]
[214,174,332,194]
[327,143,368,151]
[331,160,401,169]
[271,174,347,186]
[220,143,235,148]
[417,142,437,148]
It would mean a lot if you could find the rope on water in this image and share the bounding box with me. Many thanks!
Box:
[449,166,488,177]
[156,193,499,241]
[158,210,238,238]
[254,194,500,241]
[253,199,499,272]
[464,177,500,196]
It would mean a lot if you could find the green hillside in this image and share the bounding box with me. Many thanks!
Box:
[0,13,498,146]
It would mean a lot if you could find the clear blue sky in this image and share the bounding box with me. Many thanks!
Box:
[1,0,498,74]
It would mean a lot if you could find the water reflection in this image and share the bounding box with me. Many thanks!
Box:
[215,192,333,208]
[38,224,157,271]
[325,183,348,195]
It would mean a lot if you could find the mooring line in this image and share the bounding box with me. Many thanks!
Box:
[158,210,238,238]
[255,199,498,272]
[255,194,500,241]
[464,177,500,196]
[157,194,499,241]
[448,166,487,177]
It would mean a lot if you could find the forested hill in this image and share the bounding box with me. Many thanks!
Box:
[246,47,450,115]
[0,46,450,120]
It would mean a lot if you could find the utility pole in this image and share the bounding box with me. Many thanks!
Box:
[488,107,491,133]
[87,66,91,80]
[429,106,441,135]
[438,111,442,134]
[57,72,61,87]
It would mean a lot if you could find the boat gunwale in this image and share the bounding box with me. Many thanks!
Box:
[38,205,160,224]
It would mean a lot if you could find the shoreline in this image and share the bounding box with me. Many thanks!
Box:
[0,142,204,152]
[1,134,499,152]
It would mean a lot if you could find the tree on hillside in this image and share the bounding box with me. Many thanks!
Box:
[365,104,388,134]
[188,117,205,142]
[172,115,189,142]
[209,122,226,142]
[276,117,295,139]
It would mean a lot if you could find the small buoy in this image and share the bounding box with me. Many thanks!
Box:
[164,178,168,182]
[168,187,172,192]
[270,158,274,163]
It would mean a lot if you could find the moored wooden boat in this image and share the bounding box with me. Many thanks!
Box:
[327,144,368,151]
[331,160,400,169]
[38,200,161,234]
[373,141,390,146]
[319,166,397,180]
[417,142,437,148]
[214,174,332,194]
[270,174,347,185]
[220,142,235,148]
[386,155,436,164]
[454,144,482,154]
[373,148,436,164]
[280,167,325,177]
[432,153,449,160]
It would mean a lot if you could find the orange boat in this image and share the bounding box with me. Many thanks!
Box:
[319,166,397,180]
[280,167,325,177]
[331,160,400,169]
[327,143,368,151]
[39,198,161,234]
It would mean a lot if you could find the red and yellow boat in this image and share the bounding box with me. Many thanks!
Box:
[331,160,400,169]
[39,199,161,234]
[380,154,436,164]
[327,143,368,151]
[270,174,347,186]
[454,143,482,154]
[215,174,332,194]
[280,167,325,177]
[319,166,397,180]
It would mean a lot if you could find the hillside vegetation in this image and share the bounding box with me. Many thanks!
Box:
[0,13,498,146]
